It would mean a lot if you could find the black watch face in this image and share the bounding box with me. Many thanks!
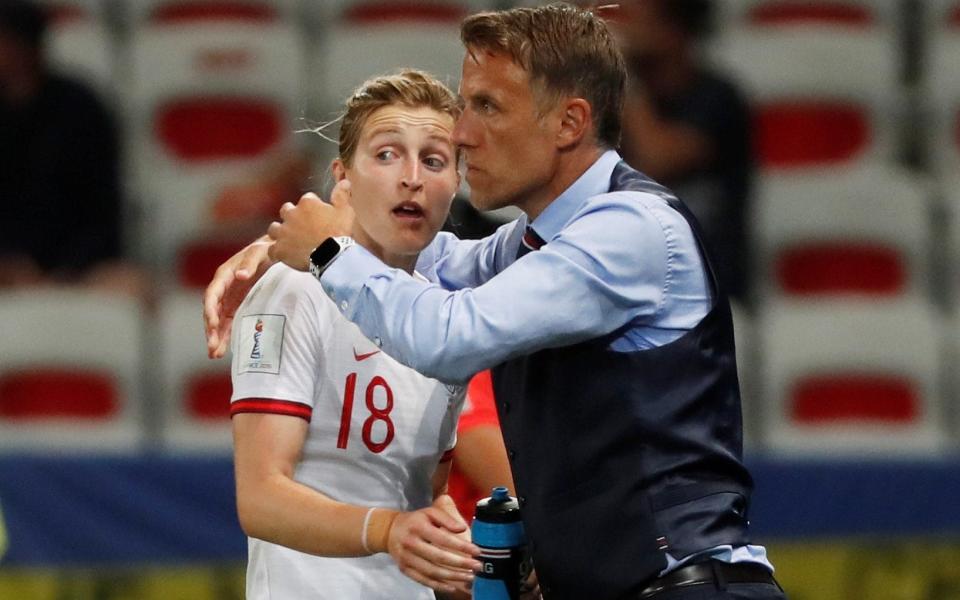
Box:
[310,237,341,268]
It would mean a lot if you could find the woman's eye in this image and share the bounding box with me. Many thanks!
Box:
[376,150,395,161]
[424,156,446,170]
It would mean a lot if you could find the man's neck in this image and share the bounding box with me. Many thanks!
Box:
[522,145,606,222]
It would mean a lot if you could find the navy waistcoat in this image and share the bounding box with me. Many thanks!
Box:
[491,161,754,600]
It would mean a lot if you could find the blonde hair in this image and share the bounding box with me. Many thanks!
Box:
[337,69,461,168]
[461,3,626,148]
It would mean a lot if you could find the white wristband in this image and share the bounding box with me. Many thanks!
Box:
[361,507,378,555]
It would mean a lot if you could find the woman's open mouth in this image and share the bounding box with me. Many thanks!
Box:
[392,201,425,220]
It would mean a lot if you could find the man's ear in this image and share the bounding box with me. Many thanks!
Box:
[556,98,592,150]
[332,159,347,182]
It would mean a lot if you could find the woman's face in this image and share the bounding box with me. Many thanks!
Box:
[334,104,459,271]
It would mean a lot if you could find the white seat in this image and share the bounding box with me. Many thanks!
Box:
[712,28,901,172]
[126,22,306,267]
[311,13,465,115]
[941,177,960,307]
[729,300,760,450]
[36,0,116,98]
[757,298,949,455]
[0,290,146,452]
[924,2,960,178]
[156,290,233,452]
[752,165,934,301]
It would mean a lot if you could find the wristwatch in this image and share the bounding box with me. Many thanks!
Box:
[309,236,355,279]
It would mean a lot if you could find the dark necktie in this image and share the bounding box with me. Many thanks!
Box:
[516,225,545,259]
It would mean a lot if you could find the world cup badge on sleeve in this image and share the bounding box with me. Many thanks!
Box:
[239,314,286,374]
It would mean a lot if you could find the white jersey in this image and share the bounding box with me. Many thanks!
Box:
[230,263,465,600]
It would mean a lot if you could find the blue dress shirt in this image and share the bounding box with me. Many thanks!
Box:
[321,150,711,383]
[320,149,772,573]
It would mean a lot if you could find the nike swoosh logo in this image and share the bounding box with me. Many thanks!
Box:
[353,348,381,361]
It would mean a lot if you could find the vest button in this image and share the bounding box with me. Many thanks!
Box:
[518,495,526,507]
[502,401,510,413]
[507,449,516,460]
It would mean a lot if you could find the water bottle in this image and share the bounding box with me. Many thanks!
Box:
[471,487,531,600]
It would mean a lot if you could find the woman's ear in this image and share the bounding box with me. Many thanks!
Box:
[332,159,347,182]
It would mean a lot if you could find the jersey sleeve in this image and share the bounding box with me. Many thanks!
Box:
[230,264,330,421]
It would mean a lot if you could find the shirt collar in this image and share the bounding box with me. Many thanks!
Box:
[527,149,622,242]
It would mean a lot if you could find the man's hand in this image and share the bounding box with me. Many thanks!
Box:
[267,181,355,271]
[385,496,481,595]
[203,236,274,358]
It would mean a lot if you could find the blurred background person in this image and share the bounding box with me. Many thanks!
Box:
[0,0,146,300]
[616,0,753,301]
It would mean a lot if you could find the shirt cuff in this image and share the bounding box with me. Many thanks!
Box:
[318,244,384,320]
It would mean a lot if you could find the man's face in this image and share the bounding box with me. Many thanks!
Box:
[452,48,559,214]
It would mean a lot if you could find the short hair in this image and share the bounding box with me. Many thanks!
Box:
[461,3,626,148]
[337,69,460,168]
[0,0,48,49]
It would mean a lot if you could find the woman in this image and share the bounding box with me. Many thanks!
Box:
[229,70,479,599]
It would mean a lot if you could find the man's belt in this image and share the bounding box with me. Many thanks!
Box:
[638,561,777,598]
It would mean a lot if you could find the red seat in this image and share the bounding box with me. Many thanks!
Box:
[756,102,870,168]
[177,238,248,289]
[157,98,283,162]
[0,369,118,420]
[344,1,467,23]
[150,1,279,23]
[748,2,875,27]
[186,372,233,420]
[776,243,904,296]
[791,375,917,424]
[45,3,87,24]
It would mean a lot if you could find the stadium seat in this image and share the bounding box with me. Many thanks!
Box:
[35,0,105,21]
[712,27,901,172]
[126,21,306,268]
[729,300,760,450]
[308,0,492,24]
[310,2,467,115]
[156,291,233,451]
[0,290,146,452]
[757,298,949,455]
[176,234,251,289]
[35,0,115,97]
[719,0,899,30]
[925,1,960,178]
[753,165,934,301]
[122,0,300,26]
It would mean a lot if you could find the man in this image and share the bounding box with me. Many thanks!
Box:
[0,0,146,298]
[205,5,784,599]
